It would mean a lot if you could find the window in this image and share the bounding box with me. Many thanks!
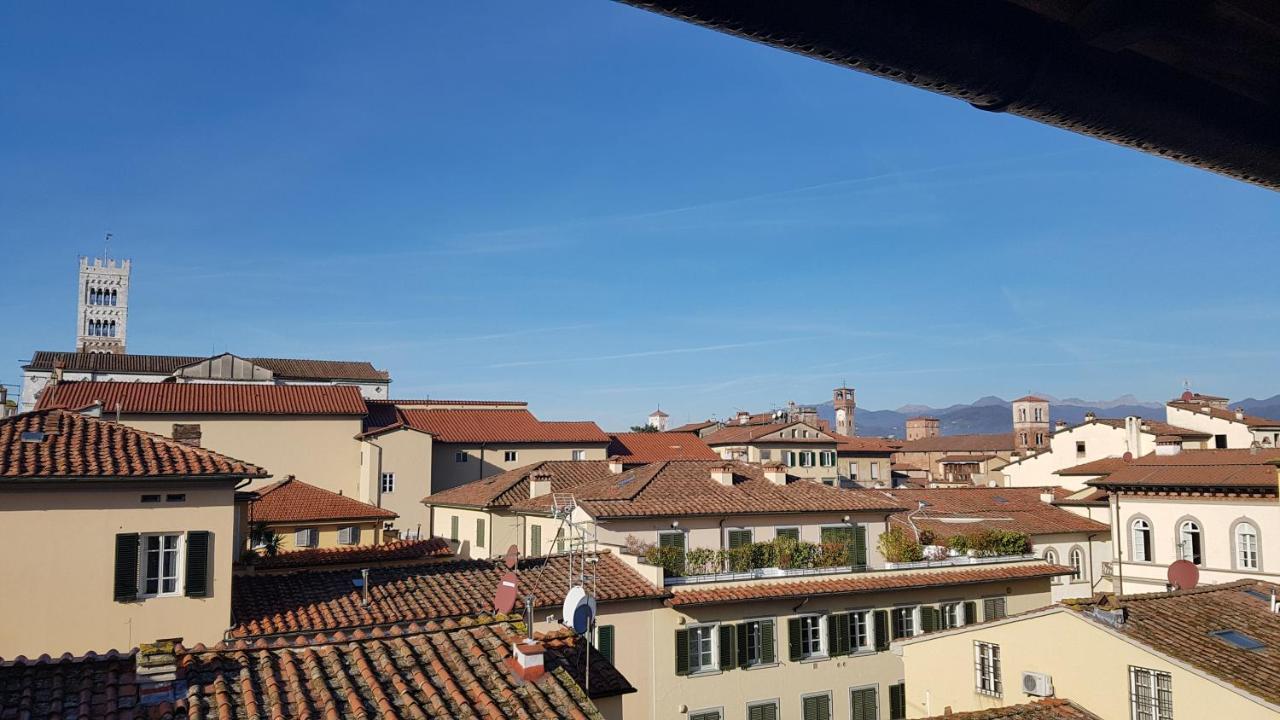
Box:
[870,463,880,482]
[1130,666,1173,720]
[530,524,541,553]
[776,527,800,543]
[801,451,816,467]
[759,449,772,461]
[1035,433,1044,445]
[739,618,776,666]
[165,494,185,503]
[476,518,486,548]
[454,451,469,463]
[1044,549,1061,583]
[850,686,878,720]
[891,607,915,639]
[659,530,686,556]
[801,693,832,720]
[1178,520,1203,565]
[888,683,906,720]
[594,625,615,663]
[140,533,182,597]
[380,472,395,493]
[571,450,586,461]
[849,610,871,651]
[942,602,963,629]
[295,528,318,548]
[450,515,459,542]
[784,451,797,467]
[728,529,753,549]
[974,641,1002,696]
[689,625,717,674]
[982,597,1007,621]
[338,526,361,545]
[140,494,161,503]
[1035,407,1044,422]
[747,700,779,720]
[820,450,836,467]
[791,615,825,659]
[1076,441,1087,458]
[1236,522,1260,570]
[504,450,518,463]
[1070,547,1084,580]
[1215,434,1228,449]
[1131,518,1153,562]
[849,464,859,482]
[690,710,722,720]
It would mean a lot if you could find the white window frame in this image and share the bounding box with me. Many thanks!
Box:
[1129,666,1173,720]
[571,449,586,461]
[138,532,184,598]
[746,700,780,720]
[1069,547,1085,581]
[941,601,964,629]
[870,462,880,481]
[504,450,518,463]
[380,472,395,494]
[891,605,917,639]
[1178,519,1203,565]
[1236,522,1260,570]
[689,708,724,720]
[295,527,318,548]
[849,683,880,720]
[797,614,827,660]
[974,641,1002,696]
[741,616,775,668]
[801,691,833,720]
[1044,548,1061,583]
[688,623,718,674]
[849,609,872,652]
[454,451,469,463]
[800,451,816,468]
[338,525,361,545]
[784,451,797,467]
[1131,518,1152,562]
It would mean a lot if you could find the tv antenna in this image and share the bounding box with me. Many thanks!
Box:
[103,232,112,259]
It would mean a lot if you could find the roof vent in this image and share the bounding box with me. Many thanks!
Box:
[1235,408,1245,421]
[529,471,553,499]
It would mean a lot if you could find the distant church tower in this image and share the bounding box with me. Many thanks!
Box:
[833,386,856,435]
[76,255,130,354]
[1011,395,1050,451]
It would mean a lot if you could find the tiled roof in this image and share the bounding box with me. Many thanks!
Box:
[25,350,388,381]
[1088,417,1211,438]
[1012,395,1050,403]
[245,538,453,571]
[534,629,637,698]
[606,432,719,462]
[1169,401,1280,427]
[1067,580,1280,706]
[937,454,997,463]
[361,398,406,433]
[896,433,1017,453]
[1053,487,1109,506]
[667,420,718,433]
[509,460,906,518]
[0,409,267,480]
[1056,456,1131,476]
[230,551,666,638]
[1084,448,1280,489]
[879,487,1109,537]
[703,422,833,445]
[387,399,528,407]
[423,461,614,509]
[0,616,619,719]
[667,561,1072,607]
[249,477,397,523]
[390,408,609,444]
[830,432,901,453]
[918,699,1101,720]
[37,381,368,415]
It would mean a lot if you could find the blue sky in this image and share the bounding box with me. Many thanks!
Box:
[2,2,1278,429]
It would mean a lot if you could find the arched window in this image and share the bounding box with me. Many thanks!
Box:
[109,321,116,337]
[1044,549,1060,583]
[1132,519,1152,562]
[1179,520,1203,565]
[1236,522,1259,570]
[111,289,118,306]
[1069,548,1084,580]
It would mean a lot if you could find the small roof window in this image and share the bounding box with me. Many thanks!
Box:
[19,431,46,443]
[1210,630,1265,650]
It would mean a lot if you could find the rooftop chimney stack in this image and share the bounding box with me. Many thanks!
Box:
[762,463,787,485]
[529,471,553,499]
[736,411,750,425]
[710,464,734,486]
[1084,411,1096,422]
[509,640,546,681]
[135,639,181,707]
[607,457,624,474]
[1055,420,1067,432]
[1236,408,1245,421]
[172,424,202,447]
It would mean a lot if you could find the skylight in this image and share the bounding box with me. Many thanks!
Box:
[19,431,46,443]
[1210,630,1265,650]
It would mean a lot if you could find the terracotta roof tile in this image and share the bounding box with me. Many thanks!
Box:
[423,461,614,509]
[918,699,1101,720]
[704,422,833,445]
[1056,456,1131,476]
[1087,417,1211,438]
[388,408,609,444]
[897,433,1017,453]
[667,561,1072,607]
[667,420,718,434]
[534,629,637,698]
[1012,395,1050,403]
[605,432,719,462]
[830,433,901,453]
[245,538,453,571]
[1084,448,1280,490]
[25,350,390,381]
[249,477,398,523]
[230,551,667,638]
[878,487,1110,537]
[37,381,368,415]
[1169,401,1280,427]
[0,409,267,480]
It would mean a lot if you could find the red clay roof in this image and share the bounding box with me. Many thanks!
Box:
[249,476,396,523]
[0,616,618,718]
[394,408,609,444]
[245,538,452,571]
[919,699,1101,720]
[388,398,528,407]
[606,432,719,462]
[1087,417,1211,438]
[667,420,718,433]
[37,381,368,415]
[703,422,834,445]
[897,433,1017,453]
[423,460,615,509]
[230,551,666,638]
[831,433,901,453]
[24,350,389,381]
[1067,580,1280,706]
[667,561,1072,607]
[1169,401,1280,427]
[1012,395,1050,403]
[1084,448,1280,489]
[510,460,906,517]
[1056,456,1132,476]
[879,487,1110,537]
[0,409,267,480]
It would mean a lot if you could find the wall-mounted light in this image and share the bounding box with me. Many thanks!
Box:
[671,520,680,528]
[842,515,851,523]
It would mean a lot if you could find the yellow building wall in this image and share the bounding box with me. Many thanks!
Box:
[429,443,608,493]
[359,429,433,533]
[0,481,237,657]
[841,455,892,487]
[263,521,384,551]
[900,609,1278,719]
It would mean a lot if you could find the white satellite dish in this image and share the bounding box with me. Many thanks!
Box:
[562,585,596,634]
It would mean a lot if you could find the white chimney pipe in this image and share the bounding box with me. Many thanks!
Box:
[710,464,734,486]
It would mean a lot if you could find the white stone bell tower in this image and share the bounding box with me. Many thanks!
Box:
[76,255,131,354]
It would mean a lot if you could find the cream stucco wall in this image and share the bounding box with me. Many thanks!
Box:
[840,454,892,488]
[1166,405,1275,448]
[1032,532,1111,601]
[429,443,608,494]
[0,480,237,657]
[899,609,1279,719]
[261,520,384,552]
[119,414,362,494]
[360,429,433,532]
[427,505,529,559]
[708,441,841,483]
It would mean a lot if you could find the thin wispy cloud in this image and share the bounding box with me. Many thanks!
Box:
[489,337,815,369]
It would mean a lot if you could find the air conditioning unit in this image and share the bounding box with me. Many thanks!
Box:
[1022,671,1054,697]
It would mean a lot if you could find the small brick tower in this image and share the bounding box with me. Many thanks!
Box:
[833,387,856,436]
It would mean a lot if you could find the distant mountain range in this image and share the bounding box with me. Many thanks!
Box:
[816,393,1280,438]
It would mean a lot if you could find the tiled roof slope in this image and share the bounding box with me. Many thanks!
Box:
[535,629,637,698]
[1084,448,1280,489]
[831,433,902,453]
[249,476,397,523]
[1056,457,1131,476]
[396,408,609,443]
[880,487,1109,537]
[918,699,1101,720]
[423,461,613,509]
[606,432,719,462]
[245,537,452,571]
[1088,417,1211,438]
[509,460,906,517]
[667,420,718,434]
[0,617,620,719]
[1067,580,1280,706]
[897,433,1017,453]
[230,551,666,638]
[25,350,388,381]
[703,422,833,445]
[1169,401,1280,427]
[37,381,368,415]
[668,561,1072,607]
[0,409,267,480]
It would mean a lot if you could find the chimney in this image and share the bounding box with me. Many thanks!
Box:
[1054,419,1067,432]
[1039,491,1056,504]
[172,424,202,447]
[1201,406,1212,414]
[135,639,181,707]
[1084,411,1096,422]
[1236,408,1246,421]
[736,411,750,425]
[762,463,787,485]
[1124,416,1142,457]
[608,456,624,474]
[529,470,552,499]
[51,358,65,385]
[508,640,546,681]
[710,464,734,486]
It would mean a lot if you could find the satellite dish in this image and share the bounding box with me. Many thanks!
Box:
[494,571,519,614]
[504,544,520,570]
[562,585,596,634]
[1122,451,1133,461]
[1167,559,1199,590]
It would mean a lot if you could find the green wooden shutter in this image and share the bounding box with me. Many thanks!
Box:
[983,597,1007,620]
[920,606,937,634]
[749,703,779,720]
[874,610,890,651]
[828,613,850,656]
[660,531,685,552]
[530,524,541,554]
[788,617,803,661]
[964,600,977,625]
[737,622,751,667]
[761,619,776,664]
[776,527,800,542]
[853,525,868,568]
[674,628,690,675]
[889,683,906,720]
[851,688,877,720]
[595,625,615,663]
[762,702,779,720]
[450,515,459,542]
[556,528,565,553]
[184,531,211,598]
[728,529,751,549]
[113,533,140,602]
[476,518,485,548]
[803,694,831,720]
[690,712,721,720]
[718,624,736,670]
